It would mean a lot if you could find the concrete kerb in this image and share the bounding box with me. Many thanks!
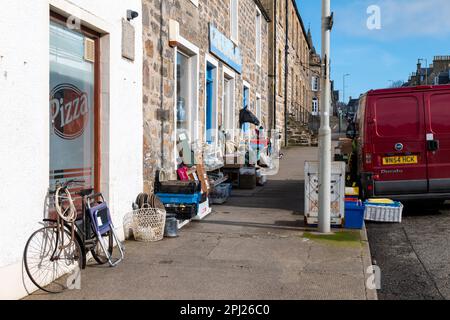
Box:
[360,223,378,300]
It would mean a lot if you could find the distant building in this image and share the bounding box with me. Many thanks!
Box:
[345,97,359,120]
[406,56,450,86]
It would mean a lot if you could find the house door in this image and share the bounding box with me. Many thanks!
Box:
[206,64,215,144]
[49,19,99,193]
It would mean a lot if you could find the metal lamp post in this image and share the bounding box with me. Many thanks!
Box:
[343,73,350,103]
[318,0,333,234]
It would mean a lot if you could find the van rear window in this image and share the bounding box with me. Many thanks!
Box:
[429,93,450,134]
[374,96,421,138]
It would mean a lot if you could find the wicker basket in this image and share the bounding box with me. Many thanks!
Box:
[131,208,166,242]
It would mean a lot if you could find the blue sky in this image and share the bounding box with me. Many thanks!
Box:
[296,0,450,102]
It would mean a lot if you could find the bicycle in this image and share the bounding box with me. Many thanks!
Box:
[23,180,124,293]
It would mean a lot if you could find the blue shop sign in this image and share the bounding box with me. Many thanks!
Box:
[209,24,242,74]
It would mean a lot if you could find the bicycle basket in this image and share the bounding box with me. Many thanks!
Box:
[131,208,166,242]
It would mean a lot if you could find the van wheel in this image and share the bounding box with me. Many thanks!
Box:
[428,200,445,209]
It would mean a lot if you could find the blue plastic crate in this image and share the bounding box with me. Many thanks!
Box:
[155,192,202,205]
[344,201,365,229]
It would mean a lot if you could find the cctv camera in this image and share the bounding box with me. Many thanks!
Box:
[127,10,139,21]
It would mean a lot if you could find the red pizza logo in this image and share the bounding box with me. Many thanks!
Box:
[50,84,89,140]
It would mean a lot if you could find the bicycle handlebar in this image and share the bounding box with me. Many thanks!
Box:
[48,179,86,194]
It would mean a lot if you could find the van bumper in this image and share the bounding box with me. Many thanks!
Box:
[360,173,450,201]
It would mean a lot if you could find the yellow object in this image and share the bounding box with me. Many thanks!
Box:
[367,198,395,204]
[345,187,359,196]
[382,155,418,166]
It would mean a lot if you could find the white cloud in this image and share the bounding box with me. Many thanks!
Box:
[336,0,450,40]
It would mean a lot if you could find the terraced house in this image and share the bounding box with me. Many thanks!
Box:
[261,0,322,146]
[142,0,271,191]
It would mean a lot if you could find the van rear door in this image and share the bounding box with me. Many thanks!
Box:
[424,90,450,193]
[370,93,427,195]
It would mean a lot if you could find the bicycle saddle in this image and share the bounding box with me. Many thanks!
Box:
[79,188,94,197]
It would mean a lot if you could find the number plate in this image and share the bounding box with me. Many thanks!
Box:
[382,155,418,165]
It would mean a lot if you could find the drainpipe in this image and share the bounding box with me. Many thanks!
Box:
[284,0,289,147]
[273,0,277,132]
[159,0,165,170]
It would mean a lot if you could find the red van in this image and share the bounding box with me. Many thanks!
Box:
[355,85,450,201]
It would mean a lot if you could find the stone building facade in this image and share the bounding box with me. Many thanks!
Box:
[261,0,321,145]
[407,56,450,86]
[142,0,270,192]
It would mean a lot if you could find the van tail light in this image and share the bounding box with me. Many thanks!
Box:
[365,153,372,164]
[367,185,373,191]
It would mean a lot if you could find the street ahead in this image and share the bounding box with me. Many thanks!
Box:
[367,203,450,300]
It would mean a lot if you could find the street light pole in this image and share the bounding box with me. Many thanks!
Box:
[319,0,332,234]
[343,74,350,103]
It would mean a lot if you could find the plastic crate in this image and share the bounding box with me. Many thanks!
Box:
[155,192,202,205]
[364,201,403,223]
[239,167,256,189]
[344,201,365,229]
[210,183,232,204]
[164,204,197,220]
[155,181,201,194]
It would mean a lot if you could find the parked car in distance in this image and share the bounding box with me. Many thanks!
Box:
[356,85,450,201]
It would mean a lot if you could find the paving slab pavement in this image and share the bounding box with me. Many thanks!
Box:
[26,147,376,300]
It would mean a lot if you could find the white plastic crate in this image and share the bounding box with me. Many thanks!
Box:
[364,203,403,223]
[304,161,346,226]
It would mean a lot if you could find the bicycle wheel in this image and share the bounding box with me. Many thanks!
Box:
[91,231,113,265]
[24,226,83,293]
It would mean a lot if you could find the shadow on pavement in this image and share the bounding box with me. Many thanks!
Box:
[195,218,312,232]
[224,180,305,213]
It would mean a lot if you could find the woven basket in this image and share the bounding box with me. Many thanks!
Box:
[131,208,166,242]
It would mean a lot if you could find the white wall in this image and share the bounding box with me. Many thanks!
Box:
[0,0,143,300]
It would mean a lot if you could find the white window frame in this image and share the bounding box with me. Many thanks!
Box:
[172,28,200,169]
[255,7,262,66]
[230,0,239,45]
[204,54,219,148]
[189,0,199,7]
[222,65,236,142]
[312,76,319,92]
[312,98,319,116]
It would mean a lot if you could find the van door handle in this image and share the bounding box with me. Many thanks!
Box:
[427,140,440,151]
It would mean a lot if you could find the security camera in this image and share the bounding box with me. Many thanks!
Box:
[127,10,139,21]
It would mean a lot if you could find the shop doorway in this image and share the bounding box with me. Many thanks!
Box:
[49,16,100,193]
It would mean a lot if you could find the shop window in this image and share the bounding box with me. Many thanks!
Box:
[230,0,239,44]
[49,20,99,192]
[243,85,250,135]
[176,51,198,144]
[255,7,262,66]
[223,70,236,141]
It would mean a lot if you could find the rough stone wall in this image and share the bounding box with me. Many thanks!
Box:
[142,0,270,192]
